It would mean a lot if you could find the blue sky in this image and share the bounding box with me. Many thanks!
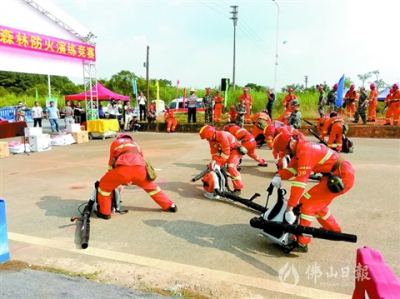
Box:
[54,0,399,91]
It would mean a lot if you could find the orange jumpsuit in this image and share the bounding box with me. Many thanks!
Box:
[226,125,266,166]
[164,110,177,133]
[208,131,243,190]
[278,140,355,245]
[391,90,400,125]
[367,89,378,121]
[250,112,272,141]
[277,110,291,125]
[320,116,344,151]
[384,92,394,125]
[227,108,237,123]
[344,90,358,118]
[98,138,174,216]
[283,93,297,111]
[239,93,253,123]
[213,95,223,123]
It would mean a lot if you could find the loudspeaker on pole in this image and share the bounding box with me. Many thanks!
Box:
[221,78,230,91]
[0,199,10,263]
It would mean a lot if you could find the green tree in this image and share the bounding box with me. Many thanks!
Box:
[357,72,372,87]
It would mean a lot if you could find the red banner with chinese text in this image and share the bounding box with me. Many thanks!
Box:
[0,25,96,61]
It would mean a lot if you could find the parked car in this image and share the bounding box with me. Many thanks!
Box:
[167,98,205,113]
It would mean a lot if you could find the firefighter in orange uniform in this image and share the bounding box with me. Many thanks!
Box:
[200,125,244,195]
[96,134,177,219]
[238,88,253,124]
[367,83,378,122]
[213,90,223,124]
[282,87,297,111]
[164,106,177,133]
[320,111,344,152]
[251,109,272,141]
[390,84,400,125]
[223,124,267,167]
[270,132,355,252]
[343,84,358,118]
[384,89,394,125]
[227,105,237,123]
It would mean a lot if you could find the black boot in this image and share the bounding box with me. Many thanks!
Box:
[96,211,111,220]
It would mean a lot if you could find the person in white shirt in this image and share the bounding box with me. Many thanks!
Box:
[31,101,43,127]
[124,102,135,130]
[138,91,147,121]
[107,100,123,131]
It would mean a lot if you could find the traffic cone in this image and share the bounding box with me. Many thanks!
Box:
[0,199,10,263]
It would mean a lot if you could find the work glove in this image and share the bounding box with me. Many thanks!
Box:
[285,210,296,225]
[271,175,282,188]
[274,158,279,165]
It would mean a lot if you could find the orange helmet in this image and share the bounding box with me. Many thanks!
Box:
[243,88,248,92]
[370,83,375,89]
[199,125,216,140]
[273,132,293,153]
[288,88,293,92]
[230,105,235,110]
[264,125,276,137]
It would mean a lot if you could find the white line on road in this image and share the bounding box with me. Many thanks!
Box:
[8,232,351,299]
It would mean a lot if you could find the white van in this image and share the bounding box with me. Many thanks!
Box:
[168,97,204,112]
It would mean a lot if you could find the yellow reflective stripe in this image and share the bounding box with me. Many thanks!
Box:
[148,186,161,196]
[300,213,314,222]
[292,181,307,189]
[199,125,208,135]
[227,163,234,167]
[320,210,331,220]
[212,153,222,158]
[303,192,311,199]
[231,136,236,143]
[319,149,333,164]
[286,168,297,175]
[108,165,113,170]
[232,175,241,180]
[235,129,244,136]
[220,153,229,159]
[115,143,138,151]
[98,187,112,196]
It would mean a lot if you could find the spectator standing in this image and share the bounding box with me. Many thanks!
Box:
[266,89,275,119]
[202,88,214,124]
[317,86,325,118]
[74,101,84,124]
[107,100,123,131]
[326,84,338,113]
[367,83,378,122]
[15,101,27,122]
[61,101,75,128]
[187,88,198,124]
[354,88,368,124]
[238,88,253,123]
[46,101,60,132]
[213,90,223,123]
[31,101,43,127]
[137,92,147,121]
[124,102,135,131]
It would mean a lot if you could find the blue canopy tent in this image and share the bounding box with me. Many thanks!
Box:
[378,88,390,101]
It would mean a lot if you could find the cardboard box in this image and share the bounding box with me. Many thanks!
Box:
[66,123,81,133]
[0,142,10,158]
[29,134,51,152]
[72,131,89,144]
[24,127,43,137]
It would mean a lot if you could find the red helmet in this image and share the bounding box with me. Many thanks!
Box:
[393,83,399,90]
[273,132,293,153]
[216,90,221,94]
[264,125,276,137]
[199,125,216,140]
[318,85,323,91]
[350,84,355,90]
[166,106,170,110]
[370,83,376,89]
[288,88,293,92]
[206,88,211,94]
[333,84,338,89]
[117,133,133,140]
[230,105,235,109]
[243,88,248,92]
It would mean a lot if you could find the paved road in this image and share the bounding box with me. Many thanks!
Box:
[1,122,399,298]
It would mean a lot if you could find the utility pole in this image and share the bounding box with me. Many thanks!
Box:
[305,75,308,89]
[272,0,280,93]
[146,45,149,105]
[230,6,238,90]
